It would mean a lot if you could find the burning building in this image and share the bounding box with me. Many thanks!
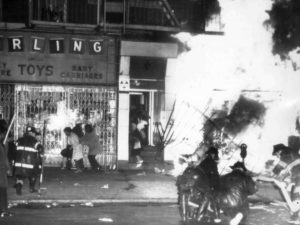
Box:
[164,0,300,175]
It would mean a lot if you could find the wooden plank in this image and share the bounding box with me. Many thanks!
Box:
[121,40,178,58]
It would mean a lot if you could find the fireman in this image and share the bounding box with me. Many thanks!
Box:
[13,126,43,195]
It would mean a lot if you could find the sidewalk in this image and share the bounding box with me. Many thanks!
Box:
[7,167,178,205]
[7,167,283,205]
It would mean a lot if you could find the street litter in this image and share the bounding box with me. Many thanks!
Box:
[85,202,94,207]
[70,204,75,207]
[73,183,80,186]
[250,205,276,213]
[52,202,58,206]
[101,184,109,189]
[45,204,51,208]
[98,217,113,222]
[287,220,300,224]
[136,171,146,176]
[154,167,165,174]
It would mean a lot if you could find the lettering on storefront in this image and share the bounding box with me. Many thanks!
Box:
[15,64,103,80]
[0,32,116,84]
[60,65,102,79]
[5,36,104,55]
[0,63,11,77]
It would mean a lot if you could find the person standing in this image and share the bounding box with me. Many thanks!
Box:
[0,119,14,217]
[13,126,43,195]
[130,121,144,167]
[63,127,84,173]
[80,124,102,172]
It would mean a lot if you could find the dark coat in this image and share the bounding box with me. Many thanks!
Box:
[14,134,43,177]
[0,143,9,188]
[196,156,220,190]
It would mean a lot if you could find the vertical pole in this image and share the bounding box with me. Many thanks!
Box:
[63,0,67,22]
[37,0,40,20]
[123,0,126,33]
[0,0,2,21]
[103,0,106,33]
[97,0,101,25]
[28,0,33,27]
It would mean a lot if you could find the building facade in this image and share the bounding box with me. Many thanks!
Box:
[0,0,222,169]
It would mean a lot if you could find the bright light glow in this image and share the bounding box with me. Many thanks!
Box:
[47,101,78,130]
[165,0,300,176]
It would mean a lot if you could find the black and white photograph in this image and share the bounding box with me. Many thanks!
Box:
[0,0,300,224]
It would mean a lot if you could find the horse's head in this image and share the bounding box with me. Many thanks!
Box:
[176,167,200,191]
[242,174,257,195]
[176,167,210,192]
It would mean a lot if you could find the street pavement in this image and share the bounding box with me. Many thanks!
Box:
[7,167,284,205]
[0,202,292,225]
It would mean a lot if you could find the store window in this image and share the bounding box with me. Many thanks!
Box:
[14,84,117,169]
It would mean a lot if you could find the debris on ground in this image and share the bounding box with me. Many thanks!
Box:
[73,183,80,186]
[136,171,146,176]
[84,202,94,207]
[101,184,109,189]
[52,202,58,206]
[154,167,165,174]
[98,217,113,222]
[250,204,276,213]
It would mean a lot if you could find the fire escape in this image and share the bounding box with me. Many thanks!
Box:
[27,0,182,35]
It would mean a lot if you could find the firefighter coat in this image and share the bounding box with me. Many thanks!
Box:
[14,134,43,177]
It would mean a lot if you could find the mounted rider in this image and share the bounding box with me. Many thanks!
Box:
[186,144,221,223]
[271,143,300,220]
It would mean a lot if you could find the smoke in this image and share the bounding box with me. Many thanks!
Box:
[166,0,300,175]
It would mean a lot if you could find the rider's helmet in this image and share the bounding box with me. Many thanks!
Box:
[206,146,219,161]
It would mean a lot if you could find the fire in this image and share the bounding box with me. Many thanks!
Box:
[47,101,78,130]
[165,0,300,176]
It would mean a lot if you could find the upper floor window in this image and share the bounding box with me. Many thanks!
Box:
[1,0,28,23]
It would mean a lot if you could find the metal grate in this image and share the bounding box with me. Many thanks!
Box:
[0,84,14,121]
[14,84,117,170]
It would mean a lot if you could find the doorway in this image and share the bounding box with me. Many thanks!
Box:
[129,92,152,161]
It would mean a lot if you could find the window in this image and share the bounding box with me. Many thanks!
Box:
[2,0,28,23]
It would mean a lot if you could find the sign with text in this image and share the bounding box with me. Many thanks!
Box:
[0,32,116,85]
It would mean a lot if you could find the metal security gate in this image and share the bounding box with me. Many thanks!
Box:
[0,84,14,121]
[14,84,117,170]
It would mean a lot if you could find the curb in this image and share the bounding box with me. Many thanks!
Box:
[10,198,178,205]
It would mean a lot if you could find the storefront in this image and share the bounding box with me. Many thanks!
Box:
[118,40,178,166]
[0,31,118,169]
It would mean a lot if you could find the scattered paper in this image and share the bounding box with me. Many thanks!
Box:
[136,171,146,176]
[98,217,113,222]
[101,184,109,189]
[73,183,80,186]
[85,202,94,207]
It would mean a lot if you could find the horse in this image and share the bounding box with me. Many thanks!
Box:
[176,162,257,225]
[271,144,300,221]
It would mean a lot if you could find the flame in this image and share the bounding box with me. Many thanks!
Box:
[47,101,78,130]
[166,0,300,176]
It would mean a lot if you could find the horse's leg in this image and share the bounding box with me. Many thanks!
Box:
[181,193,187,222]
[210,197,221,223]
[229,212,243,225]
[291,174,300,221]
[196,195,209,222]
